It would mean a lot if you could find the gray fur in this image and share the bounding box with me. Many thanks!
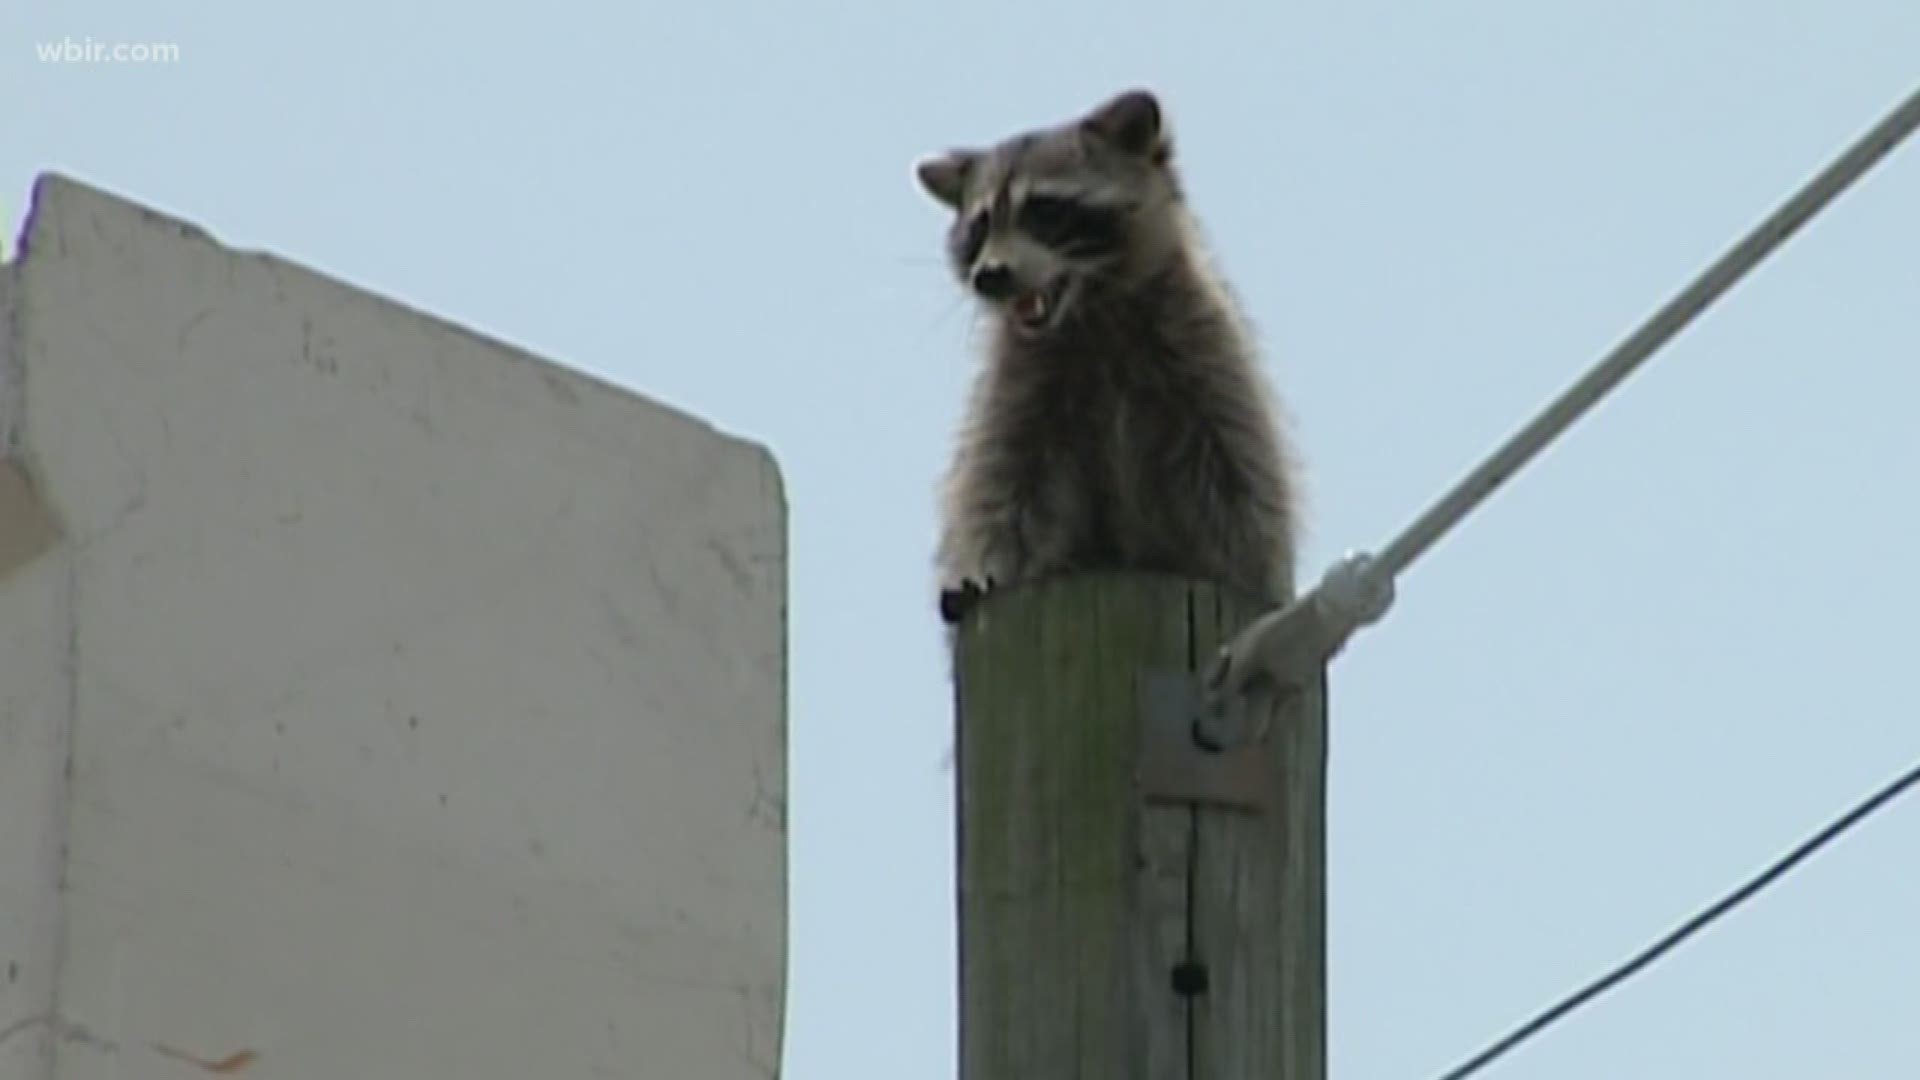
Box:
[919,89,1300,617]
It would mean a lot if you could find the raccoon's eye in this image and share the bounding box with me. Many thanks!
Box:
[1018,196,1124,255]
[958,211,990,264]
[1018,196,1075,235]
[1013,197,1075,228]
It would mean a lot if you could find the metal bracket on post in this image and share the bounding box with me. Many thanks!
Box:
[1136,670,1273,813]
[1209,553,1394,706]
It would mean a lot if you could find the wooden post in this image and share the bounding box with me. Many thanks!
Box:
[953,573,1327,1079]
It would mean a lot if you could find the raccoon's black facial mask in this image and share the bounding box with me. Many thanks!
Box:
[1015,195,1127,261]
[1001,194,1132,331]
[939,196,1096,333]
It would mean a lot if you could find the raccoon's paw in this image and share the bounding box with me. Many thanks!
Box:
[939,577,995,625]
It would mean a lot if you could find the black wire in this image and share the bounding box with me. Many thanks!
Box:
[1433,756,1920,1080]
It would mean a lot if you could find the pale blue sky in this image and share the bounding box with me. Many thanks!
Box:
[8,2,1920,1076]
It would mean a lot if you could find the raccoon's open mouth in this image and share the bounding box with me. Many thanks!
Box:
[1011,277,1071,331]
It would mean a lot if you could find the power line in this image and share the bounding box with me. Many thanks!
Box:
[1205,82,1920,712]
[1432,755,1920,1080]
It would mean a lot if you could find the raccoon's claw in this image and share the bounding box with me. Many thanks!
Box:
[939,577,994,625]
[938,582,981,624]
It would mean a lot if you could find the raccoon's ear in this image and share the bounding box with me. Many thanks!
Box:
[915,151,976,210]
[1082,89,1168,160]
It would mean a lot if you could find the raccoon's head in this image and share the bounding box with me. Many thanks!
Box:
[914,89,1185,335]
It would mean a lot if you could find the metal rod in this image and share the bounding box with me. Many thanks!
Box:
[1377,83,1920,578]
[1206,83,1920,715]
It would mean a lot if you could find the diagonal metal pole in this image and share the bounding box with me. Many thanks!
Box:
[1203,82,1920,728]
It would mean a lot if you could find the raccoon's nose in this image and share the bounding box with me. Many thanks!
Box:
[971,264,1017,301]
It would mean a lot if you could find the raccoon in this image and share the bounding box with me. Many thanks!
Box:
[916,89,1301,623]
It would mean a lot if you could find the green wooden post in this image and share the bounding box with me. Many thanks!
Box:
[953,572,1327,1079]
